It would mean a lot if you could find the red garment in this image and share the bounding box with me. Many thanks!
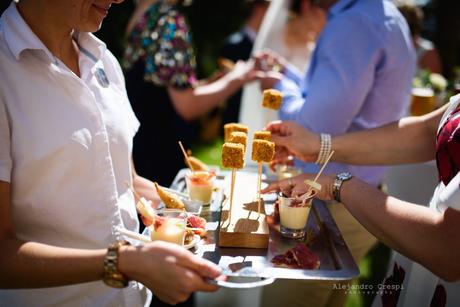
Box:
[436,107,460,185]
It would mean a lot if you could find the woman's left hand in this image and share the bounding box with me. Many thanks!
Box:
[261,173,335,201]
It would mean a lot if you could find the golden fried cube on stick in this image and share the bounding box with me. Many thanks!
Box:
[252,139,275,163]
[229,131,248,151]
[221,142,245,227]
[262,89,283,110]
[251,140,275,213]
[253,130,272,141]
[224,123,249,142]
[222,143,245,169]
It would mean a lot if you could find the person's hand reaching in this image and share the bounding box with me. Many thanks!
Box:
[261,173,335,202]
[266,120,321,163]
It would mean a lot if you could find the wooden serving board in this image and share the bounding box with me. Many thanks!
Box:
[218,171,269,248]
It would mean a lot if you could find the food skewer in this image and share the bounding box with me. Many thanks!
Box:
[222,142,245,226]
[261,89,283,127]
[178,141,195,171]
[118,227,151,243]
[301,150,335,205]
[251,137,275,213]
[253,131,272,210]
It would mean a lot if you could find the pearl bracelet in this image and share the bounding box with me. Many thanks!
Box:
[315,133,332,164]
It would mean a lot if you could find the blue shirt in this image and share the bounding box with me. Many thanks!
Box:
[275,0,416,186]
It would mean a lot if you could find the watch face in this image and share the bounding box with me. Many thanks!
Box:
[337,172,352,181]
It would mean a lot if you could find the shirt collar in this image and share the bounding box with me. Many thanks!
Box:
[3,2,54,62]
[74,31,107,64]
[2,2,106,64]
[328,0,358,19]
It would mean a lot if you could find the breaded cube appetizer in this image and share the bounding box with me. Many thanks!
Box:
[186,156,209,171]
[221,142,245,169]
[224,123,249,142]
[154,182,185,210]
[229,131,248,150]
[252,139,275,163]
[262,89,283,110]
[254,130,272,141]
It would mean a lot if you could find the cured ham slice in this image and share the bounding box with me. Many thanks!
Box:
[271,243,320,269]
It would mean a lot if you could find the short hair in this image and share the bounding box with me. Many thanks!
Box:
[397,4,424,37]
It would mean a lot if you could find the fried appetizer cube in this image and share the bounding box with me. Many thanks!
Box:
[186,156,209,171]
[221,143,245,169]
[229,131,248,150]
[254,130,272,141]
[252,139,275,163]
[223,123,249,142]
[262,89,283,110]
[154,182,185,209]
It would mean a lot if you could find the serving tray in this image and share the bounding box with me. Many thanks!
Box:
[170,168,359,288]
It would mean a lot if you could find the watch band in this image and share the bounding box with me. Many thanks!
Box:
[103,240,130,288]
[332,177,342,202]
[332,173,352,203]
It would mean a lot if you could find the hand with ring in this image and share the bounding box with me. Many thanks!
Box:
[262,173,336,200]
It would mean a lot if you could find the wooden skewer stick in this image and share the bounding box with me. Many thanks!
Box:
[257,162,263,213]
[302,150,335,205]
[178,141,195,171]
[228,168,237,226]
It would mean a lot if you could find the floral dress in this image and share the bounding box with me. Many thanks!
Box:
[123,1,198,186]
[373,94,460,307]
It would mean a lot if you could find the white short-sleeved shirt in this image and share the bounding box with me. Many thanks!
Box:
[0,3,147,306]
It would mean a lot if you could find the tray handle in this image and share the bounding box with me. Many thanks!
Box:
[206,276,276,289]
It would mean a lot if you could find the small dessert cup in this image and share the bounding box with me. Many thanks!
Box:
[278,190,316,239]
[185,170,216,205]
[149,210,187,245]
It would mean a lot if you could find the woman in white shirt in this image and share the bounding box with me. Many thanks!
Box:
[0,1,220,306]
[263,95,460,306]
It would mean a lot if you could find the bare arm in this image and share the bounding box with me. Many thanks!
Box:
[263,174,460,282]
[131,159,160,207]
[168,60,260,121]
[331,105,445,165]
[267,104,447,166]
[0,180,106,288]
[339,178,460,282]
[0,180,220,303]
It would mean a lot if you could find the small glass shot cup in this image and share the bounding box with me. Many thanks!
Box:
[185,170,216,205]
[278,190,316,239]
[149,210,187,245]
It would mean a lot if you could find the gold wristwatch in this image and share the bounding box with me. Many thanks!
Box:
[103,240,130,288]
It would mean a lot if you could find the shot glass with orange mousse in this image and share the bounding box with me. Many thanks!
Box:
[185,170,216,205]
